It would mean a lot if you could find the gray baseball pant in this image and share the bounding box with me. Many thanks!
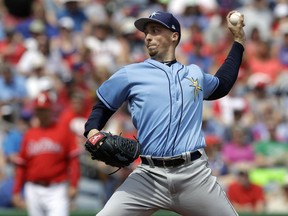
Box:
[96,150,238,216]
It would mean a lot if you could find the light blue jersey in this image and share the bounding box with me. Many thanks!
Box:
[97,59,219,156]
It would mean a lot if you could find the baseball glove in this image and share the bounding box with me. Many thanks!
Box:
[85,132,141,168]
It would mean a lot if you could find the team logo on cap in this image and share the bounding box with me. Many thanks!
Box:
[149,11,160,18]
[186,77,202,101]
[37,94,48,105]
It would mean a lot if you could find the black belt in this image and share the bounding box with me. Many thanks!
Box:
[31,181,52,187]
[141,150,202,167]
[30,180,63,187]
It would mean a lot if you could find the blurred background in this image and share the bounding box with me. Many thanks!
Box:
[0,0,288,215]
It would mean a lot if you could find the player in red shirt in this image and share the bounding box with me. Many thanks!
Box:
[227,169,265,213]
[12,92,81,216]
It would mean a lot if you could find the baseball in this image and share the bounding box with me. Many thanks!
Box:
[229,12,241,25]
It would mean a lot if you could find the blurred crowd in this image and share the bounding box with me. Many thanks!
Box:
[0,0,288,214]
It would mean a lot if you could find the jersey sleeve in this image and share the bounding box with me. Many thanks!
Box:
[97,67,130,111]
[67,136,81,188]
[13,134,28,194]
[202,72,219,99]
[59,125,81,187]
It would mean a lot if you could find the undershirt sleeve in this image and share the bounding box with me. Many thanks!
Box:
[206,42,244,100]
[83,100,115,137]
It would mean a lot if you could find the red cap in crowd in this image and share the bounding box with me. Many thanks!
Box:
[34,92,53,109]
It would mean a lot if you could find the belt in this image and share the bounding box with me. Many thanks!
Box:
[31,181,51,187]
[141,150,202,168]
[30,180,63,187]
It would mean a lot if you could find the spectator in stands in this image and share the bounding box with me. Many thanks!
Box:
[23,54,56,100]
[245,26,262,60]
[84,22,124,74]
[83,0,109,25]
[0,111,32,208]
[222,125,255,168]
[16,26,53,78]
[201,104,227,139]
[117,17,147,63]
[57,0,88,33]
[277,28,288,69]
[227,167,266,213]
[250,105,281,143]
[176,1,210,30]
[205,135,229,177]
[2,111,31,173]
[15,1,58,40]
[0,63,28,120]
[271,1,288,42]
[182,23,213,73]
[247,39,284,83]
[0,27,26,65]
[0,141,13,208]
[50,16,84,79]
[212,89,248,127]
[59,91,91,145]
[254,118,288,168]
[266,180,288,214]
[245,73,281,141]
[238,0,273,41]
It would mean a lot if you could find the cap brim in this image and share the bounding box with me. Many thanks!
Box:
[134,18,170,32]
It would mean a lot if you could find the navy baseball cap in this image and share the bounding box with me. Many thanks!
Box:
[134,11,181,40]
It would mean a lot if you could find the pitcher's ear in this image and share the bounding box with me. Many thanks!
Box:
[172,32,179,42]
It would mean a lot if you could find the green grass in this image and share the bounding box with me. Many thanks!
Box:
[0,208,287,216]
[0,209,178,216]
